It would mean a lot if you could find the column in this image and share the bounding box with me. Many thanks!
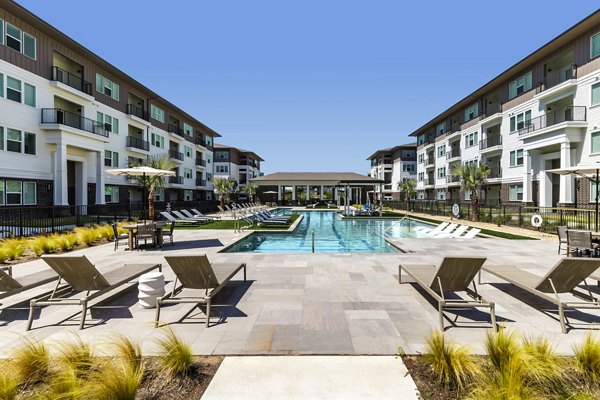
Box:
[559,142,573,204]
[53,143,68,205]
[96,151,105,204]
[277,185,282,201]
[74,161,87,206]
[291,185,296,201]
[306,185,310,203]
[539,171,553,207]
[320,185,324,200]
[522,150,533,203]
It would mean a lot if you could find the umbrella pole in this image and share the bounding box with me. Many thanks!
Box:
[596,169,599,232]
[143,173,147,225]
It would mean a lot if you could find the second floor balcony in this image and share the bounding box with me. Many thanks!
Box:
[169,176,184,185]
[446,149,461,161]
[487,167,502,179]
[41,108,107,138]
[126,104,150,121]
[168,124,184,137]
[195,158,206,167]
[446,175,460,185]
[518,106,587,138]
[168,150,184,161]
[479,136,502,152]
[50,66,92,96]
[196,178,207,187]
[126,136,150,152]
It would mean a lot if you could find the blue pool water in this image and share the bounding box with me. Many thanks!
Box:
[224,211,432,253]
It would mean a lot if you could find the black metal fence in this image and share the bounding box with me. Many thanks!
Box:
[384,200,599,234]
[0,200,218,237]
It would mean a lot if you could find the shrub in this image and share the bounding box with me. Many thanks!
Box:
[12,338,50,383]
[494,216,504,227]
[97,225,115,241]
[0,367,19,400]
[0,247,6,264]
[155,328,194,376]
[56,233,79,251]
[43,365,83,399]
[573,332,600,383]
[112,335,143,374]
[0,238,25,261]
[75,227,100,246]
[424,330,480,390]
[521,335,566,395]
[485,328,520,373]
[88,361,143,400]
[30,235,57,256]
[57,335,93,377]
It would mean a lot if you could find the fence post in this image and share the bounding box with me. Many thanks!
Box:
[588,210,591,230]
[19,208,23,237]
[518,206,522,227]
[128,202,132,221]
[560,209,563,226]
[76,206,81,227]
[51,206,55,233]
[97,205,101,225]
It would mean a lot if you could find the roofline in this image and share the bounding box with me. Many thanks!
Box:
[5,0,221,137]
[408,8,600,137]
[213,143,264,161]
[366,142,417,160]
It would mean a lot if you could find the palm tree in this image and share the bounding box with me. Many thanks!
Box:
[398,179,416,211]
[130,155,176,221]
[244,183,258,202]
[451,164,491,222]
[212,177,237,208]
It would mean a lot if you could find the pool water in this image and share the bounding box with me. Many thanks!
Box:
[224,211,432,253]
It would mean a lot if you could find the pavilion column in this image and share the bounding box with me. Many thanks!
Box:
[306,185,310,203]
[559,142,574,204]
[320,185,324,200]
[277,185,282,201]
[522,150,533,204]
[53,143,68,205]
[291,185,296,201]
[96,151,105,205]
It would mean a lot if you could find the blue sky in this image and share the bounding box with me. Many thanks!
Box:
[16,1,599,174]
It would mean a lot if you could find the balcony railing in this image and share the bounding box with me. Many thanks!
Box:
[168,124,184,136]
[50,66,92,95]
[126,104,149,121]
[480,103,501,119]
[446,149,461,159]
[168,150,184,161]
[196,178,207,186]
[479,135,502,150]
[126,136,150,151]
[446,175,460,184]
[41,108,107,137]
[169,176,183,184]
[487,167,502,179]
[194,137,213,149]
[537,64,577,93]
[195,158,206,167]
[518,106,587,136]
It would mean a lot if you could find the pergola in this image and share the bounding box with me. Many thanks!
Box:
[251,172,385,215]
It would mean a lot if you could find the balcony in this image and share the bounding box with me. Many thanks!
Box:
[50,66,92,96]
[168,124,184,137]
[487,167,502,179]
[424,158,435,169]
[479,136,502,153]
[169,176,183,184]
[446,175,461,186]
[41,108,107,137]
[518,106,587,139]
[168,150,184,161]
[444,124,461,139]
[126,136,150,152]
[446,149,461,162]
[126,104,150,121]
[536,64,577,96]
[196,178,207,187]
[194,137,213,149]
[195,158,206,167]
[479,104,503,125]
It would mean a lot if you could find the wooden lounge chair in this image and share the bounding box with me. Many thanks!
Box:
[481,258,600,333]
[0,267,58,304]
[399,256,495,331]
[28,256,161,330]
[156,255,247,327]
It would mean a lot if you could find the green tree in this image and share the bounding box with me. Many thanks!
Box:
[130,155,176,221]
[451,164,490,222]
[244,183,258,202]
[398,179,416,211]
[212,177,237,208]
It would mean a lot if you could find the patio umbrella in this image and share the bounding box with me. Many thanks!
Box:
[262,190,278,203]
[547,162,600,231]
[106,166,176,223]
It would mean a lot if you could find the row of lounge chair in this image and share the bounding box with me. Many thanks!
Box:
[414,222,481,238]
[400,256,600,333]
[0,254,245,330]
[218,203,267,217]
[160,209,219,225]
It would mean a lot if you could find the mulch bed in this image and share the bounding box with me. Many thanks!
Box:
[402,356,460,400]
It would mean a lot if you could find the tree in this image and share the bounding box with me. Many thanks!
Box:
[212,177,237,208]
[451,164,490,222]
[130,155,176,221]
[398,179,416,211]
[244,183,258,202]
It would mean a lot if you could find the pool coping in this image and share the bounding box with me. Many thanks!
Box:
[218,214,304,252]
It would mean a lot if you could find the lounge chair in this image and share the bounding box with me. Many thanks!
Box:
[156,255,246,327]
[399,256,496,331]
[426,223,457,237]
[254,214,288,225]
[161,222,175,246]
[111,223,129,251]
[172,210,208,223]
[557,226,568,255]
[217,205,228,216]
[192,208,221,220]
[28,256,161,330]
[481,258,600,333]
[461,228,481,239]
[0,267,58,304]
[434,225,469,238]
[180,209,214,222]
[159,211,199,225]
[414,222,448,233]
[258,210,290,221]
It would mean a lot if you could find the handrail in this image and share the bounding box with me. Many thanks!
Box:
[383,214,409,238]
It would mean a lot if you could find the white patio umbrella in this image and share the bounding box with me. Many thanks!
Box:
[106,166,176,223]
[547,162,600,231]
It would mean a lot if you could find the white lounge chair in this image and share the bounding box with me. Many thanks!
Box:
[426,223,457,237]
[435,224,469,238]
[461,228,481,239]
[415,222,448,233]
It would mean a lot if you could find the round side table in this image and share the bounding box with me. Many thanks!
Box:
[138,272,166,309]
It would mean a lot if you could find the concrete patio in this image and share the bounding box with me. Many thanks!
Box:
[0,228,598,357]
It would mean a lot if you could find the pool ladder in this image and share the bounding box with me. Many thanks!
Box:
[382,214,410,239]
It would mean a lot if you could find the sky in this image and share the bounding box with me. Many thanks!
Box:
[14,1,600,174]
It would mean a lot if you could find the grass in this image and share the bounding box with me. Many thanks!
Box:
[56,335,93,377]
[12,338,50,383]
[0,238,26,260]
[55,232,79,251]
[74,226,101,246]
[89,361,143,400]
[0,366,19,400]
[155,328,194,376]
[424,330,480,390]
[573,332,600,383]
[111,335,143,374]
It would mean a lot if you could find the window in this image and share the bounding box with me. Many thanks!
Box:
[403,150,413,158]
[510,149,524,167]
[24,83,35,107]
[437,189,445,200]
[105,185,119,203]
[183,123,193,136]
[104,150,119,167]
[95,74,119,101]
[150,105,164,122]
[593,132,600,154]
[184,145,192,158]
[418,153,424,163]
[0,127,3,150]
[23,32,36,59]
[464,131,478,147]
[216,165,229,173]
[0,19,3,45]
[0,73,3,97]
[464,103,479,122]
[215,151,228,159]
[96,112,119,133]
[183,190,193,201]
[206,173,213,181]
[465,189,472,201]
[6,77,21,102]
[403,164,415,172]
[417,134,425,145]
[437,167,446,179]
[464,159,478,168]
[592,32,600,59]
[184,168,193,179]
[510,110,532,132]
[5,23,21,52]
[509,184,523,201]
[6,128,21,153]
[23,182,35,205]
[0,181,3,205]
[437,144,446,158]
[154,189,164,202]
[2,181,34,205]
[592,82,600,106]
[436,122,446,135]
[24,132,35,155]
[418,172,424,182]
[151,133,164,148]
[508,71,532,99]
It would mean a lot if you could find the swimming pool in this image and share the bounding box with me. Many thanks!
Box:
[224,211,432,253]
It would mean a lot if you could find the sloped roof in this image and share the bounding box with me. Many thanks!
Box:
[213,143,265,161]
[252,172,383,184]
[366,142,417,160]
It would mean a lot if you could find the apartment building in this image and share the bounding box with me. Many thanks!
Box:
[367,143,417,201]
[408,10,600,208]
[0,0,219,207]
[213,144,263,199]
